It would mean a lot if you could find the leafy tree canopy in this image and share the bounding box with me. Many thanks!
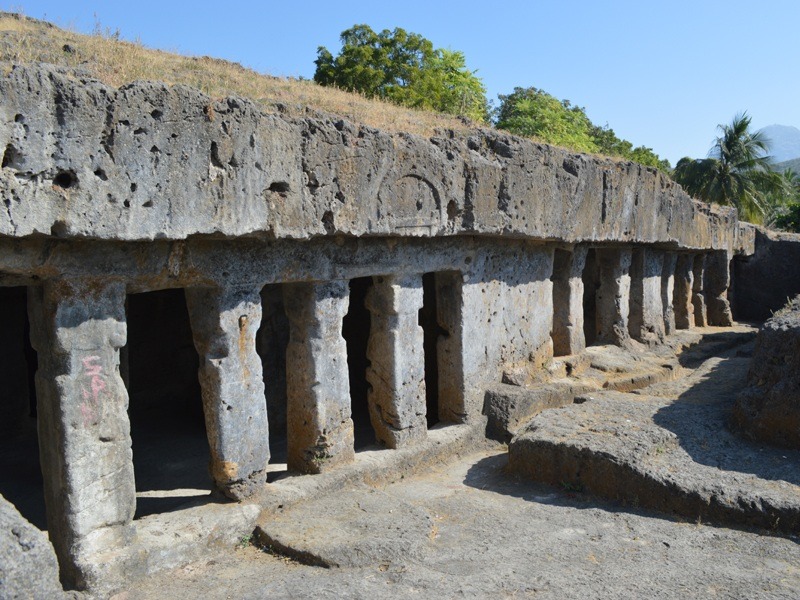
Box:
[672,113,787,222]
[770,169,800,231]
[314,25,489,123]
[495,87,670,172]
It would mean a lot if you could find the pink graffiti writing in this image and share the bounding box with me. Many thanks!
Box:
[79,355,106,427]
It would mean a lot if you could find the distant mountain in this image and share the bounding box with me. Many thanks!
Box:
[774,157,800,173]
[760,125,800,163]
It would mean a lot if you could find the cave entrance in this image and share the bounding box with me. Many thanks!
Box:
[419,272,447,427]
[256,284,290,481]
[582,249,600,346]
[419,271,464,426]
[0,286,45,529]
[342,276,375,449]
[124,288,210,519]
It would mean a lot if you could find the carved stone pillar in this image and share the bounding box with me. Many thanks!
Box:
[551,247,588,355]
[366,274,427,448]
[595,248,632,345]
[661,252,678,335]
[283,281,354,474]
[693,254,708,327]
[185,285,269,500]
[28,280,135,588]
[629,248,665,343]
[704,251,734,326]
[674,254,695,329]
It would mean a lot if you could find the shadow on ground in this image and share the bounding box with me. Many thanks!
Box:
[653,353,800,487]
[462,453,664,520]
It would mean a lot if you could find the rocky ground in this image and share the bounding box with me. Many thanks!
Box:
[117,447,799,600]
[510,332,800,533]
[119,328,800,600]
[87,327,800,600]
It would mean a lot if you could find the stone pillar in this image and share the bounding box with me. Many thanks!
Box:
[661,252,678,335]
[692,254,708,327]
[628,248,665,343]
[595,248,632,345]
[704,251,734,326]
[551,247,588,356]
[185,285,269,501]
[366,274,427,448]
[433,271,467,423]
[283,281,354,474]
[674,254,695,329]
[28,280,135,588]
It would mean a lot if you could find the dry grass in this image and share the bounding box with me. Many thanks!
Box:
[0,12,483,137]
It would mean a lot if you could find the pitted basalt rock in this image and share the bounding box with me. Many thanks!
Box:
[0,493,65,599]
[0,63,741,249]
[733,296,800,448]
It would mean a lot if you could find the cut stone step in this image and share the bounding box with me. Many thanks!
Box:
[508,383,800,533]
[485,327,757,443]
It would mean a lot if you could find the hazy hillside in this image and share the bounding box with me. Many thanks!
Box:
[760,124,800,163]
[774,157,800,172]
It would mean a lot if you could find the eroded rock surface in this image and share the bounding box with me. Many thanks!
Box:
[0,493,65,599]
[508,328,800,533]
[734,296,800,448]
[0,64,741,249]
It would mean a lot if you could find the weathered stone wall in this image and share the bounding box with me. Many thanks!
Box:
[733,227,800,322]
[0,64,741,251]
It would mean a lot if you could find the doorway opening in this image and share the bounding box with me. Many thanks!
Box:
[257,284,290,481]
[124,288,209,519]
[582,249,599,346]
[0,286,44,529]
[342,276,375,449]
[419,272,450,428]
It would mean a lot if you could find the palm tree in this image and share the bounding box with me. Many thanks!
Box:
[673,113,785,222]
[767,168,800,230]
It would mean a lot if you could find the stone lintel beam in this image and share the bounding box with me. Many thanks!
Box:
[283,281,354,474]
[692,254,708,327]
[704,251,734,327]
[552,247,588,356]
[661,252,678,335]
[595,248,633,345]
[366,274,427,448]
[674,254,695,329]
[185,285,269,500]
[628,248,665,343]
[28,279,134,588]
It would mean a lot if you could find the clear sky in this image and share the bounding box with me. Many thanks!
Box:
[4,0,798,165]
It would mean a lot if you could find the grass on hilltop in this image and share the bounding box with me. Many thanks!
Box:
[0,12,483,137]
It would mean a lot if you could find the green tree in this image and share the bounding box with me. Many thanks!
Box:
[495,87,670,171]
[314,25,489,122]
[770,169,800,231]
[590,123,670,171]
[495,87,598,153]
[673,113,785,222]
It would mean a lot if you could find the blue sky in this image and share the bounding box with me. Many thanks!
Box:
[4,0,798,165]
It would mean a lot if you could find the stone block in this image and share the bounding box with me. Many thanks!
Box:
[284,281,354,473]
[366,274,427,449]
[186,285,269,500]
